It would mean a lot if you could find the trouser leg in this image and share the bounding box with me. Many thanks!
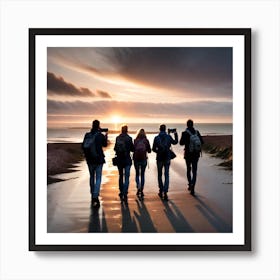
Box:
[163,160,170,193]
[88,163,96,197]
[186,159,192,185]
[123,165,131,195]
[134,162,140,189]
[157,161,164,192]
[140,162,147,189]
[92,164,103,198]
[191,158,199,188]
[118,166,124,194]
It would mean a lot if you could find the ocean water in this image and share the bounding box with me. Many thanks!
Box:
[48,123,232,143]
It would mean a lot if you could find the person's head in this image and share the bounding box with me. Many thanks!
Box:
[92,119,100,130]
[187,119,194,128]
[121,124,128,134]
[159,124,166,132]
[136,128,146,139]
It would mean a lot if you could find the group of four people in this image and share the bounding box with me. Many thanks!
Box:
[82,119,203,208]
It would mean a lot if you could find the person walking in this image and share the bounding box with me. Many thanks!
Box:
[152,124,178,201]
[114,125,134,203]
[133,128,151,198]
[179,119,204,196]
[82,120,108,207]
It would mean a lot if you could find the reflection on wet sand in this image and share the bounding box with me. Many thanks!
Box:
[88,205,108,233]
[133,199,157,233]
[163,200,194,233]
[86,192,231,233]
[194,195,232,232]
[48,152,232,233]
[121,203,138,232]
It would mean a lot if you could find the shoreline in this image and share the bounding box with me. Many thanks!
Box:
[47,135,232,184]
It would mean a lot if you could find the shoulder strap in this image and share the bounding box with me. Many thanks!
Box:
[186,129,198,136]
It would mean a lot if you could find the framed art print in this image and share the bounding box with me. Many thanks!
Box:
[29,28,251,251]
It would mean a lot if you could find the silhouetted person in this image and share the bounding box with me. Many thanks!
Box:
[152,124,178,201]
[133,128,151,198]
[179,119,203,195]
[114,125,134,203]
[82,120,108,207]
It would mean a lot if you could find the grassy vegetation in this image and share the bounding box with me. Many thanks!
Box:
[202,135,232,170]
[47,143,84,184]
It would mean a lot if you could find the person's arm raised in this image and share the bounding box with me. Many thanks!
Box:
[171,132,178,145]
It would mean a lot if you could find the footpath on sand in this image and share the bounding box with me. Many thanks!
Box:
[47,149,232,233]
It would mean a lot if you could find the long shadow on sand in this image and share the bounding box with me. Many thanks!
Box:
[88,205,108,233]
[133,199,157,233]
[121,203,138,232]
[194,195,232,232]
[162,200,194,232]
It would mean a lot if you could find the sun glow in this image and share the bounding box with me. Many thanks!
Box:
[111,115,121,124]
[110,115,122,131]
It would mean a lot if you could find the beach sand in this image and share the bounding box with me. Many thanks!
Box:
[47,135,233,233]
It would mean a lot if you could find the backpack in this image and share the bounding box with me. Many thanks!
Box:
[82,132,98,158]
[115,136,127,157]
[157,135,169,160]
[134,139,147,161]
[186,129,201,153]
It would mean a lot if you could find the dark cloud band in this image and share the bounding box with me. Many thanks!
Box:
[48,99,232,119]
[47,72,95,97]
[96,90,111,98]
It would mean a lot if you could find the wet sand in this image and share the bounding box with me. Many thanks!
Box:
[47,136,232,233]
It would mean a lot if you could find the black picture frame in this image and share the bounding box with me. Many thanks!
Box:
[29,28,251,251]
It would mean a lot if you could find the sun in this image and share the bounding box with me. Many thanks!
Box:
[111,115,121,124]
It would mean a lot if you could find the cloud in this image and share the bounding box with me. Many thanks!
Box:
[96,90,112,98]
[47,72,95,97]
[48,47,233,100]
[112,47,233,98]
[47,99,232,120]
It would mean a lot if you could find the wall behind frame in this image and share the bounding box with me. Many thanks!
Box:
[0,0,279,279]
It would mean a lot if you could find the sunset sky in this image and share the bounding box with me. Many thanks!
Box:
[47,47,232,127]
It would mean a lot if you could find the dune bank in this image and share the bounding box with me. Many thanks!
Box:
[47,143,84,184]
[202,135,232,170]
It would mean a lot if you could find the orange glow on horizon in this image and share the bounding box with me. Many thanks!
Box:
[48,115,232,128]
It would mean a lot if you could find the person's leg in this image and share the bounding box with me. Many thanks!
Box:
[157,161,164,196]
[87,163,95,198]
[191,157,199,192]
[123,164,131,196]
[140,160,147,189]
[140,161,147,187]
[118,165,124,196]
[163,160,171,200]
[134,161,140,192]
[185,158,192,188]
[93,164,103,198]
